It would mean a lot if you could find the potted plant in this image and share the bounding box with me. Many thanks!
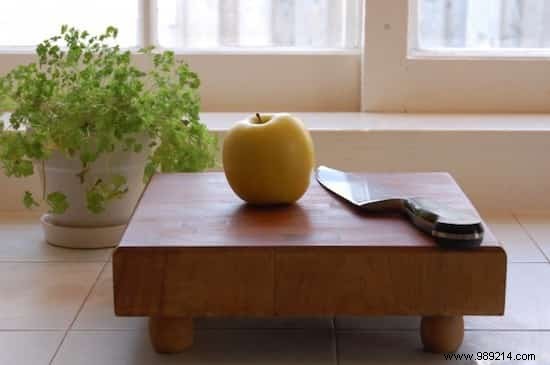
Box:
[0,26,217,248]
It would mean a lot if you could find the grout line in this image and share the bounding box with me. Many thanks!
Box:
[48,260,109,365]
[512,213,550,263]
[67,327,336,332]
[335,328,550,333]
[465,328,550,332]
[0,260,110,264]
[48,327,550,333]
[507,260,549,264]
[0,329,67,332]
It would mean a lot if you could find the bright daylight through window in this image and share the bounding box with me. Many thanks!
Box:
[156,0,362,49]
[0,0,139,48]
[0,0,363,50]
[418,0,550,50]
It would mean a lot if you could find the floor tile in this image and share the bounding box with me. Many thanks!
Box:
[338,331,550,364]
[0,331,64,365]
[0,262,103,329]
[53,329,336,365]
[73,265,146,330]
[0,217,112,262]
[75,264,332,330]
[466,263,550,330]
[484,214,547,262]
[337,331,440,364]
[516,212,550,261]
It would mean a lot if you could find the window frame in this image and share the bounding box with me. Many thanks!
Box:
[362,0,550,112]
[3,1,550,113]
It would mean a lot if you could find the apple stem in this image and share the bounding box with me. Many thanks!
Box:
[255,113,262,123]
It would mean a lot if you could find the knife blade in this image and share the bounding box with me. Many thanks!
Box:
[316,166,484,248]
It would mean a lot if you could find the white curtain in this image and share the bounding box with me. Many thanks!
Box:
[156,0,362,49]
[419,0,550,49]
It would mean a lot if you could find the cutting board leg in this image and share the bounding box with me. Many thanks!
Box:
[149,317,193,353]
[420,316,464,353]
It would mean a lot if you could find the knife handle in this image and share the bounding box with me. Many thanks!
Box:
[403,198,484,249]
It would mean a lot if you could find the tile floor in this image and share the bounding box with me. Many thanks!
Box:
[1,212,549,364]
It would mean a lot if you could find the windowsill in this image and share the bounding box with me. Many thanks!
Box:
[4,112,550,132]
[0,48,362,56]
[202,112,550,132]
[409,48,550,61]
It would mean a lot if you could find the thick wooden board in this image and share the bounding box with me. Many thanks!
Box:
[114,172,506,317]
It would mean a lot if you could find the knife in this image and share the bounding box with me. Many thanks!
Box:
[315,166,484,248]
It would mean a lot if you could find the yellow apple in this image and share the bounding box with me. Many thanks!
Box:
[222,113,315,205]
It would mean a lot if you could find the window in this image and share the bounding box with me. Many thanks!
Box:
[0,0,362,51]
[418,0,550,50]
[0,0,139,48]
[156,0,362,50]
[3,0,549,113]
[0,1,362,111]
[362,0,550,112]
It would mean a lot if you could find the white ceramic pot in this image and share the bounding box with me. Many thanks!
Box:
[39,136,149,248]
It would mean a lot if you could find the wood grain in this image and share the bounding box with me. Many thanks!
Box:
[149,317,193,353]
[119,172,498,248]
[113,248,274,317]
[421,316,464,353]
[274,247,506,316]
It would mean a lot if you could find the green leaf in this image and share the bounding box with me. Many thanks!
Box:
[80,149,96,165]
[18,160,34,176]
[0,95,16,111]
[23,191,39,209]
[46,192,69,214]
[144,161,156,183]
[111,174,126,188]
[86,189,105,214]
